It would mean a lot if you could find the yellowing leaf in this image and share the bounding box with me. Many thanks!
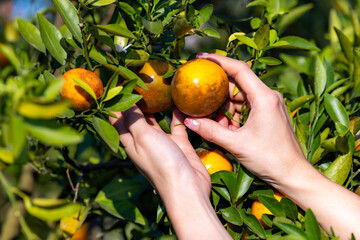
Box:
[18,100,71,119]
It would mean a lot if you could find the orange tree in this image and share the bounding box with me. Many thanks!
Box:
[0,0,359,239]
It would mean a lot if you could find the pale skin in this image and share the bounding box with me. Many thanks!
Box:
[110,54,360,239]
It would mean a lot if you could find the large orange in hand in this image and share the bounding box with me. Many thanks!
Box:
[61,68,104,111]
[196,148,233,174]
[171,59,228,117]
[134,59,174,113]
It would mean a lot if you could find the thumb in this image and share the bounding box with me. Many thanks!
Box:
[184,117,236,151]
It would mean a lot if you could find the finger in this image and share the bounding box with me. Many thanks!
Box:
[171,107,188,137]
[184,117,237,152]
[230,112,241,129]
[196,53,270,102]
[229,78,247,102]
[144,114,163,131]
[121,105,150,138]
[109,112,134,148]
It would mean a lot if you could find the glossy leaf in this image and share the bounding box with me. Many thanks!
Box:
[239,209,266,238]
[220,206,243,226]
[103,86,123,102]
[104,93,142,112]
[254,24,270,49]
[273,221,307,238]
[258,194,285,217]
[88,0,116,6]
[202,28,220,38]
[280,197,298,220]
[142,18,163,35]
[18,100,70,119]
[72,78,97,101]
[92,116,120,153]
[37,14,67,65]
[234,165,254,200]
[95,24,136,39]
[258,56,282,65]
[25,119,83,146]
[305,209,321,240]
[278,3,313,35]
[288,95,315,111]
[0,43,21,73]
[198,4,213,25]
[17,19,46,53]
[324,93,349,128]
[89,45,107,64]
[118,2,136,15]
[323,152,352,185]
[53,0,83,43]
[324,58,335,88]
[117,65,147,90]
[280,36,320,51]
[314,55,326,98]
[125,49,150,67]
[235,35,258,49]
[334,27,353,62]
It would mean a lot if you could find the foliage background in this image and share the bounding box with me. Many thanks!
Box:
[0,0,360,239]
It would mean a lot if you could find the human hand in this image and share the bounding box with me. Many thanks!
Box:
[183,53,310,189]
[109,106,211,197]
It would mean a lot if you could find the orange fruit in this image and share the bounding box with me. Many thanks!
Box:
[134,59,174,113]
[71,223,89,240]
[61,68,104,111]
[196,148,233,174]
[0,51,9,68]
[251,191,283,227]
[355,186,360,196]
[171,59,229,117]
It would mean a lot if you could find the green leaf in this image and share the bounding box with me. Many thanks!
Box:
[96,199,145,225]
[92,116,120,153]
[198,4,213,25]
[211,171,237,201]
[239,209,266,239]
[142,18,163,35]
[89,44,107,64]
[280,197,298,220]
[88,0,116,6]
[0,43,21,73]
[104,94,142,112]
[118,2,136,16]
[235,35,258,49]
[334,27,353,62]
[220,206,243,226]
[304,209,321,240]
[258,194,285,217]
[246,0,268,8]
[273,221,307,238]
[125,49,150,67]
[117,65,147,90]
[258,56,282,65]
[37,14,67,65]
[323,152,352,185]
[17,19,46,53]
[280,36,320,51]
[53,0,83,43]
[72,78,97,101]
[324,93,349,128]
[24,119,83,146]
[18,100,70,119]
[250,18,262,30]
[314,55,326,98]
[103,86,123,102]
[278,3,313,35]
[325,57,335,88]
[95,24,136,39]
[234,165,254,200]
[202,28,220,38]
[254,24,270,49]
[288,95,315,111]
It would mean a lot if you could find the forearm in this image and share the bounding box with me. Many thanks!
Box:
[157,180,231,240]
[276,159,360,239]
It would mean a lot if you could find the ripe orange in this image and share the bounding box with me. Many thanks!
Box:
[61,68,104,111]
[196,148,233,174]
[133,59,174,113]
[251,191,283,227]
[171,59,229,117]
[350,117,360,152]
[71,223,89,240]
[0,51,9,68]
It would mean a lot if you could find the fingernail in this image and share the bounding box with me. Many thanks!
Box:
[196,52,209,58]
[184,118,199,131]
